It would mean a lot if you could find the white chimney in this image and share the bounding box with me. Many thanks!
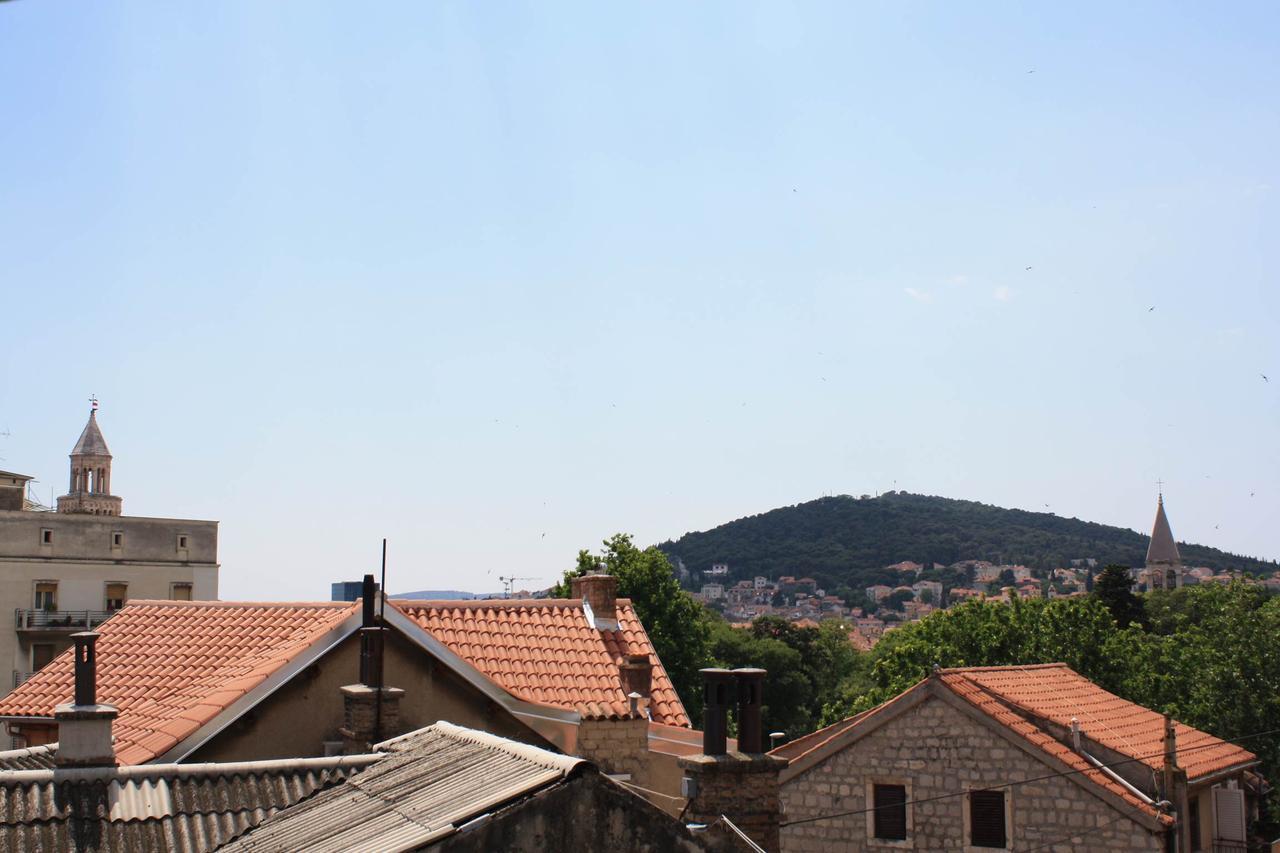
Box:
[54,632,117,767]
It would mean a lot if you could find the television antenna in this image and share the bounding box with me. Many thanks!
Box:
[498,576,537,599]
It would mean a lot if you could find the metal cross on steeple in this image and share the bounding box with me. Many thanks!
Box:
[89,394,99,412]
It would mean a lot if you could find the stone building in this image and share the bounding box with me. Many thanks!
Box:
[1142,492,1185,590]
[772,664,1262,852]
[0,404,218,703]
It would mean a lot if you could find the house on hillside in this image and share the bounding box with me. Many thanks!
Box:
[0,573,701,799]
[771,664,1263,852]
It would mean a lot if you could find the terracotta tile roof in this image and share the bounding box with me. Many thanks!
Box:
[769,706,879,763]
[945,664,1258,783]
[0,601,357,765]
[392,598,690,727]
[939,672,1172,825]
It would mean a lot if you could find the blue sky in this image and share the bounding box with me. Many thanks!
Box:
[2,2,1276,599]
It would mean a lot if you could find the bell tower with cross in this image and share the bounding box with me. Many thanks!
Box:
[56,397,123,516]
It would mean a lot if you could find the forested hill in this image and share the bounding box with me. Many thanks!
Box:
[658,492,1275,589]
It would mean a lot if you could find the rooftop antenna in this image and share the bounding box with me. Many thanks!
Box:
[374,537,387,746]
[498,575,537,599]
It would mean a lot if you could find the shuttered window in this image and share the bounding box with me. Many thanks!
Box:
[872,783,908,841]
[969,790,1007,848]
[1213,787,1246,843]
[105,583,127,611]
[171,583,193,602]
[34,583,57,610]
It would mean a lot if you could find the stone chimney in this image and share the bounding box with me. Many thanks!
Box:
[679,668,784,851]
[572,571,618,630]
[620,653,653,709]
[339,575,404,755]
[55,632,117,767]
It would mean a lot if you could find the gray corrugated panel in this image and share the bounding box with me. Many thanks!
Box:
[0,745,57,771]
[222,723,581,853]
[0,760,369,852]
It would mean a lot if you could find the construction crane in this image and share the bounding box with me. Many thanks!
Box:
[497,576,538,599]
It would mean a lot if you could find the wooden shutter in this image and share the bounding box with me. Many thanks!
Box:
[873,784,908,841]
[106,583,128,610]
[970,789,1007,848]
[172,584,193,601]
[1213,787,1246,842]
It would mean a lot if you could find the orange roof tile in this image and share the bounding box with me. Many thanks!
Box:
[0,601,357,766]
[944,664,1258,783]
[939,672,1172,825]
[393,598,690,727]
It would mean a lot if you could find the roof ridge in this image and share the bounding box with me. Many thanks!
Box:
[121,600,357,609]
[937,662,1068,674]
[392,598,584,609]
[0,752,383,785]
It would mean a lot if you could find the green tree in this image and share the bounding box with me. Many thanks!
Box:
[1093,564,1143,627]
[554,534,712,724]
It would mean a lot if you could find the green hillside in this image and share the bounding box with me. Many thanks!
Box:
[658,492,1276,592]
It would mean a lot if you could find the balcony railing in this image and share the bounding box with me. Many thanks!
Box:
[1211,841,1247,853]
[14,609,113,632]
[12,671,32,689]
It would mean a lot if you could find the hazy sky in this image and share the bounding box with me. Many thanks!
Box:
[2,3,1276,600]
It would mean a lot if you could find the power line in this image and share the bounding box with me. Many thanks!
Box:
[779,725,1278,828]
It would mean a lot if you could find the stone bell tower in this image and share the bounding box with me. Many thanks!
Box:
[56,399,122,517]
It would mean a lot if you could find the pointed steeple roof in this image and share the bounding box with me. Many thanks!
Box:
[71,409,112,457]
[1145,494,1181,566]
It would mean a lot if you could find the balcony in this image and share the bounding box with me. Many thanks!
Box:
[14,609,113,633]
[1212,842,1247,853]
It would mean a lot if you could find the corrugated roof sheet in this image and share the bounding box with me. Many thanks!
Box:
[0,744,57,771]
[221,722,584,852]
[396,598,691,726]
[946,663,1257,782]
[0,754,379,853]
[0,601,358,765]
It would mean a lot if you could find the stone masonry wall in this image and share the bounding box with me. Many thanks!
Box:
[780,694,1166,852]
[576,717,651,786]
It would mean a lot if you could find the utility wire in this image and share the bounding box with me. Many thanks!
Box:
[779,724,1278,828]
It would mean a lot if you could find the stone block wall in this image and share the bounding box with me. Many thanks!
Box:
[681,752,785,852]
[779,694,1166,852]
[576,717,650,785]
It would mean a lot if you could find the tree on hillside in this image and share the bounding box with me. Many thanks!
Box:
[1093,564,1143,628]
[554,534,711,724]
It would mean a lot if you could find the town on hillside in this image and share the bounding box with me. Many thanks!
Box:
[689,498,1280,650]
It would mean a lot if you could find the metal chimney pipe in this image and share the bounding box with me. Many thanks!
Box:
[700,668,734,756]
[734,668,767,753]
[72,632,99,706]
[359,627,386,689]
[361,573,377,628]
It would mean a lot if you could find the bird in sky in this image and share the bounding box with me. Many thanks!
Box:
[1148,306,1156,312]
[1024,266,1033,270]
[1027,69,1036,74]
[1262,374,1269,382]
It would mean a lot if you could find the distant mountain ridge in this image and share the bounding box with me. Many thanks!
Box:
[658,492,1275,590]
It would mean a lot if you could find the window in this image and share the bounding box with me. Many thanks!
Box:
[105,583,128,611]
[171,582,193,601]
[31,644,55,671]
[969,790,1008,848]
[40,529,52,545]
[177,534,189,550]
[34,582,57,611]
[111,531,123,548]
[1188,796,1201,852]
[872,783,908,841]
